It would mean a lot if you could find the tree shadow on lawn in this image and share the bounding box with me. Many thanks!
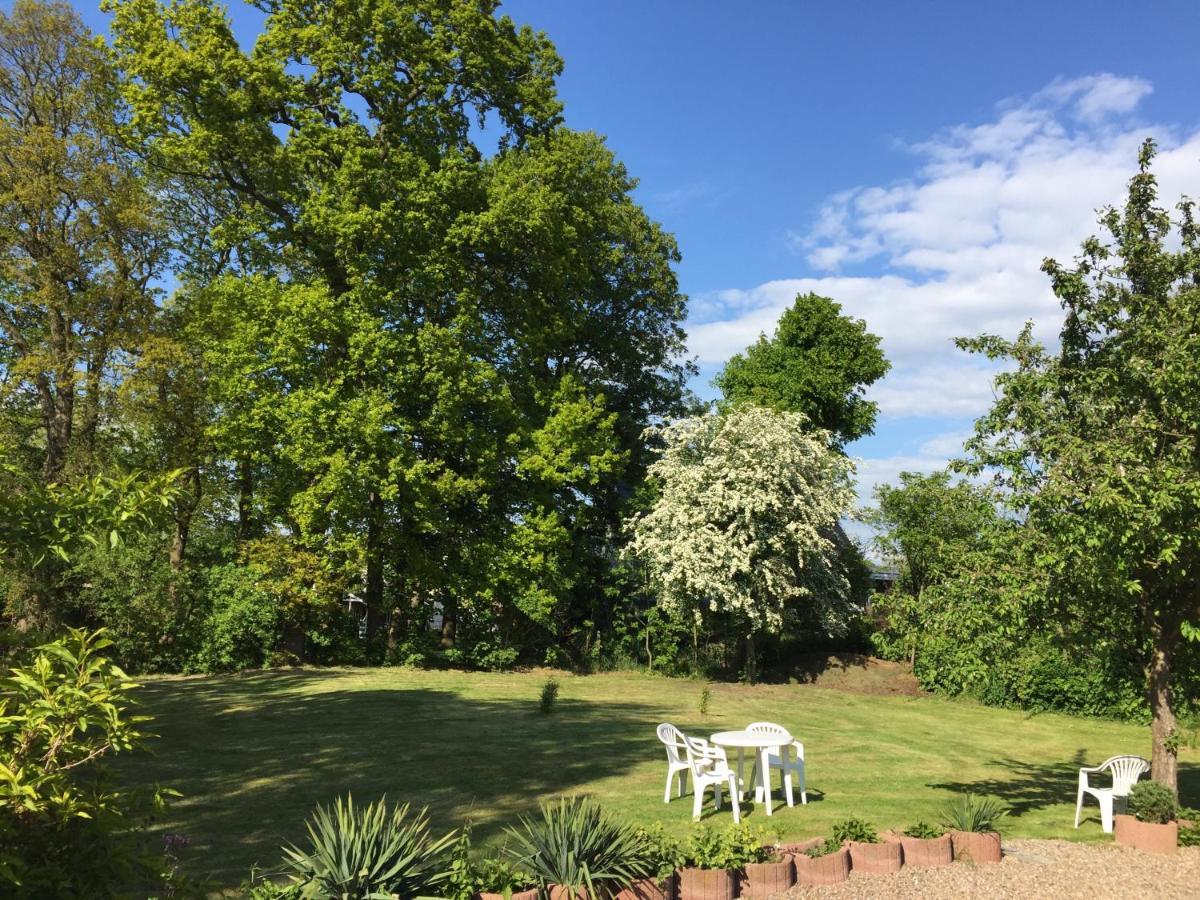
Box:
[117,671,667,886]
[928,751,1200,824]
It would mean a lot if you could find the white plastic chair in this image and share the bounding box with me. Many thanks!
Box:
[1074,755,1149,833]
[656,723,699,803]
[684,735,741,823]
[746,721,807,807]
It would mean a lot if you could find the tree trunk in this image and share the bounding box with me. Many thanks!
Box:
[237,458,254,540]
[439,594,457,648]
[745,632,757,684]
[1147,621,1179,795]
[365,490,384,636]
[166,466,201,616]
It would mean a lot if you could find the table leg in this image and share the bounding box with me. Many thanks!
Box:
[759,747,773,816]
[736,747,746,799]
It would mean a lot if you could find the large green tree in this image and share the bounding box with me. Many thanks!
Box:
[960,140,1200,794]
[106,0,690,655]
[0,0,163,485]
[714,293,889,447]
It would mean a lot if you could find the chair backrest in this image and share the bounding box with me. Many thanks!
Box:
[746,721,792,746]
[1102,755,1150,795]
[683,735,723,777]
[657,723,689,765]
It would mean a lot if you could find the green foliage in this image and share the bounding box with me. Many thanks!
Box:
[698,686,712,717]
[903,821,944,839]
[0,628,175,895]
[803,837,843,859]
[504,797,653,893]
[538,678,560,715]
[938,794,1009,833]
[444,826,534,900]
[280,795,455,898]
[714,293,890,446]
[630,824,685,880]
[1128,781,1178,825]
[190,564,279,674]
[831,818,878,844]
[680,823,774,868]
[1179,809,1200,847]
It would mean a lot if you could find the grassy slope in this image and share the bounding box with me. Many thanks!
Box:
[117,665,1200,887]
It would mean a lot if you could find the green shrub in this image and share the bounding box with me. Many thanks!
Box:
[280,794,455,897]
[505,797,652,894]
[444,825,534,900]
[903,821,944,839]
[538,678,559,714]
[1179,809,1200,847]
[190,563,280,672]
[698,686,712,716]
[803,837,842,859]
[1128,781,1178,825]
[938,794,1009,833]
[0,628,177,895]
[631,824,685,879]
[680,823,774,868]
[831,817,878,844]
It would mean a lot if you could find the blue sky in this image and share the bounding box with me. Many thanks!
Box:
[73,0,1200,505]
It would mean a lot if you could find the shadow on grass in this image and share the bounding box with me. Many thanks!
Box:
[928,752,1200,824]
[115,671,665,885]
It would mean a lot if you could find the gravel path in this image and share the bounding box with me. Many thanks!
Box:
[778,839,1200,899]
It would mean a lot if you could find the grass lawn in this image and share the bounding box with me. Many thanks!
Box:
[117,662,1200,887]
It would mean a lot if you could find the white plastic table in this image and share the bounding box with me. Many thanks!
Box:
[709,729,790,816]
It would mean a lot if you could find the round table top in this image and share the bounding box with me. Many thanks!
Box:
[710,729,791,748]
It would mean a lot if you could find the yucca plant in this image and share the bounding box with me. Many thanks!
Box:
[938,794,1010,833]
[281,794,456,898]
[505,797,653,897]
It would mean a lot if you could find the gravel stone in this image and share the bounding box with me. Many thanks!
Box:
[777,839,1200,899]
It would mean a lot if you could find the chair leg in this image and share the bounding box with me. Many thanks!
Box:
[798,761,807,804]
[729,776,741,823]
[1074,787,1084,828]
[664,768,674,804]
[783,769,795,807]
[713,783,722,811]
[678,769,687,797]
[693,785,704,821]
[1100,794,1114,834]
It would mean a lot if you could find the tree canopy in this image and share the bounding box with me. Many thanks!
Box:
[959,139,1200,794]
[714,293,889,446]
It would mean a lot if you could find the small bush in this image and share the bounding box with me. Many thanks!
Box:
[831,817,878,844]
[681,823,774,867]
[1128,781,1178,825]
[698,686,712,716]
[538,678,559,714]
[505,797,652,894]
[0,628,178,895]
[939,794,1009,833]
[1179,808,1200,847]
[804,837,842,858]
[631,824,685,879]
[280,794,455,897]
[903,821,944,839]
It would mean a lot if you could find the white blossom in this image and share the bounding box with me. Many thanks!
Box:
[626,405,856,637]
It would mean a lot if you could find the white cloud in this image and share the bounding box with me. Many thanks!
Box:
[688,73,1200,422]
[685,73,1200,503]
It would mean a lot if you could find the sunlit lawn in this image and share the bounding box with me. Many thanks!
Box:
[117,664,1200,887]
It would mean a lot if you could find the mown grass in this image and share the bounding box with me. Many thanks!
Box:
[116,664,1200,887]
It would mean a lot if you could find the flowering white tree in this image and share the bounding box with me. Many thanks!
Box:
[626,405,856,679]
